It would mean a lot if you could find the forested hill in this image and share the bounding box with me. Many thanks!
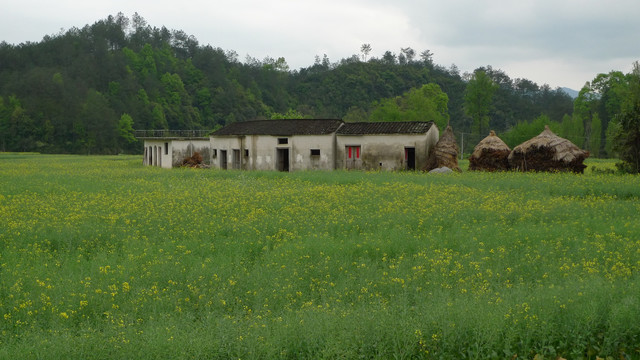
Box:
[0,13,574,154]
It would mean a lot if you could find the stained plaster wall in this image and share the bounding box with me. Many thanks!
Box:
[142,139,211,168]
[170,139,211,167]
[211,134,336,171]
[336,127,439,171]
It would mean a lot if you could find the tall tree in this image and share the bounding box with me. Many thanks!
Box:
[464,69,498,134]
[589,113,602,157]
[118,113,136,151]
[360,44,371,62]
[612,62,640,173]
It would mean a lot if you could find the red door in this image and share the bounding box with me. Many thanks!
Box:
[345,146,361,169]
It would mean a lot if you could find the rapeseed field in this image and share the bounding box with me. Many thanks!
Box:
[1,154,639,359]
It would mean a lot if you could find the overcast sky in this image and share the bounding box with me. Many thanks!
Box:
[2,0,639,90]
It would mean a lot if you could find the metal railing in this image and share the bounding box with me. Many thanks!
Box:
[134,130,210,139]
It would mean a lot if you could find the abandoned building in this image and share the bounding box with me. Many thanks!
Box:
[139,130,211,169]
[137,119,439,171]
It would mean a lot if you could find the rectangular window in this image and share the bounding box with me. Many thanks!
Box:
[278,138,288,145]
[310,149,320,156]
[164,142,169,155]
[212,149,217,157]
[244,149,249,157]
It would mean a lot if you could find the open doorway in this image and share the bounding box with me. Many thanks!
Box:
[220,150,227,169]
[405,147,416,170]
[232,149,241,169]
[276,148,290,172]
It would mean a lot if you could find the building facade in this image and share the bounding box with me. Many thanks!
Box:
[336,122,439,171]
[139,120,439,171]
[137,130,211,169]
[209,119,343,171]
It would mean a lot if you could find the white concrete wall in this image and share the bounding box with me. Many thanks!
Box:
[143,139,211,168]
[336,129,439,171]
[143,140,172,169]
[143,125,439,172]
[289,134,336,171]
[210,136,243,169]
[210,134,336,171]
[170,139,211,167]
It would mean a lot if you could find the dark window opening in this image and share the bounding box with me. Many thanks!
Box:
[244,149,249,157]
[310,149,321,156]
[164,142,169,155]
[212,149,217,158]
[278,138,288,145]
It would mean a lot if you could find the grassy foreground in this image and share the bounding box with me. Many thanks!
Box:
[1,154,639,359]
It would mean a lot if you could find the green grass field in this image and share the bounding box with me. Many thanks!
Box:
[1,154,639,359]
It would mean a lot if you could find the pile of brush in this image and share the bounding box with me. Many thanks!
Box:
[181,151,206,168]
[469,130,511,171]
[424,125,461,172]
[508,126,589,173]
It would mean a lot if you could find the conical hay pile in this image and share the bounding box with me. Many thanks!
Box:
[423,125,461,172]
[508,125,590,173]
[469,130,511,171]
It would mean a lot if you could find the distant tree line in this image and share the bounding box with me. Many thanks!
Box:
[0,13,636,165]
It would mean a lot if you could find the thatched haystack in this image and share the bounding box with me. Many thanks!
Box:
[508,125,589,173]
[423,125,461,172]
[469,130,511,171]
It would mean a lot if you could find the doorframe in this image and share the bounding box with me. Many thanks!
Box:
[405,146,416,170]
[220,150,228,169]
[345,145,361,170]
[276,147,290,172]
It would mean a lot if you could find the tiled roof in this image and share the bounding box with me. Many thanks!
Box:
[337,121,435,135]
[211,119,344,136]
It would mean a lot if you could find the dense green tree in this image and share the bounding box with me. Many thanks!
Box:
[0,96,7,151]
[369,83,449,129]
[1,96,37,152]
[118,113,136,150]
[269,109,309,119]
[589,113,602,157]
[80,89,118,154]
[612,62,640,173]
[501,115,560,148]
[589,71,629,157]
[464,69,498,135]
[605,118,620,157]
[0,13,577,154]
[560,113,585,148]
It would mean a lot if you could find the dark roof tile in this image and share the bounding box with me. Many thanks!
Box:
[212,119,344,136]
[337,121,435,135]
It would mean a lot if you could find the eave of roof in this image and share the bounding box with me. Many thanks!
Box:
[336,121,434,135]
[211,119,344,136]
